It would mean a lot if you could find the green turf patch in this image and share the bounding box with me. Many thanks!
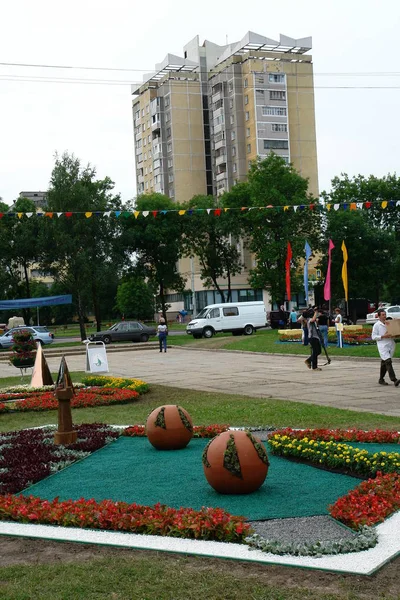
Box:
[23,438,363,521]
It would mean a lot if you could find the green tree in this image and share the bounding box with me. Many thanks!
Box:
[223,154,321,305]
[321,173,400,304]
[120,194,185,322]
[116,275,155,321]
[180,195,243,302]
[41,152,123,340]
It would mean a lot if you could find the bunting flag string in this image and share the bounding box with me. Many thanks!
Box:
[1,198,400,219]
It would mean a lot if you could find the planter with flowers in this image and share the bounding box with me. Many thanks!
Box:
[9,329,36,369]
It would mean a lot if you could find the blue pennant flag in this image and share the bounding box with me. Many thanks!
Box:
[304,241,312,303]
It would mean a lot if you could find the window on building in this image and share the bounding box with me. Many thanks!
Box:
[247,144,251,153]
[167,142,172,152]
[169,189,174,198]
[148,135,151,143]
[141,109,145,117]
[233,163,237,173]
[230,115,234,124]
[264,139,289,149]
[231,131,236,141]
[168,173,174,183]
[271,123,288,132]
[246,127,250,137]
[142,124,145,132]
[244,78,248,88]
[168,158,173,168]
[256,76,264,84]
[270,90,286,100]
[245,111,250,121]
[229,98,233,109]
[145,181,149,189]
[228,82,233,92]
[232,146,236,156]
[166,127,171,138]
[164,97,170,108]
[144,167,148,175]
[165,112,170,122]
[269,73,285,83]
[143,138,147,146]
[244,95,249,105]
[262,106,287,116]
[148,148,152,156]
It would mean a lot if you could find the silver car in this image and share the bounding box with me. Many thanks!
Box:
[0,326,55,348]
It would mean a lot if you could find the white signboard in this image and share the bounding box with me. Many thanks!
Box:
[85,341,109,373]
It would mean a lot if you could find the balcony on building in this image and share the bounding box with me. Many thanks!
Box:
[153,158,162,175]
[154,181,163,193]
[151,113,161,132]
[214,132,226,151]
[215,151,226,167]
[216,170,227,182]
[150,98,160,115]
[153,142,162,160]
[211,82,223,104]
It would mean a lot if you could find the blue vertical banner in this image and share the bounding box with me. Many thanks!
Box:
[304,241,312,303]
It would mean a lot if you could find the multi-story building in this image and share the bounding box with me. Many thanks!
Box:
[19,191,47,210]
[132,32,319,314]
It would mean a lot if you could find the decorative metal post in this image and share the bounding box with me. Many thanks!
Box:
[54,356,78,445]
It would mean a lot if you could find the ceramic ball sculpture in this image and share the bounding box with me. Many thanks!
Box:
[146,405,193,450]
[202,430,269,494]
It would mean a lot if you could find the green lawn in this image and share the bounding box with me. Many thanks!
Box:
[169,327,387,358]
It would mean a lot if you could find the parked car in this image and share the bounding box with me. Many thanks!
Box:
[89,321,156,344]
[366,305,400,325]
[0,326,54,349]
[267,310,290,329]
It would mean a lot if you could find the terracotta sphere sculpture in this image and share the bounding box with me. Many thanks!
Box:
[146,404,193,450]
[203,430,269,494]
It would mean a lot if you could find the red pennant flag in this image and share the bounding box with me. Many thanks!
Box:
[309,204,315,210]
[0,213,3,219]
[214,208,221,216]
[65,212,73,218]
[365,202,372,209]
[152,211,158,218]
[285,242,292,302]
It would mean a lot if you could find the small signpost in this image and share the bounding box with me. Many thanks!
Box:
[84,341,109,373]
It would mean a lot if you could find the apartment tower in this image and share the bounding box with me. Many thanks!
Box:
[132,32,319,312]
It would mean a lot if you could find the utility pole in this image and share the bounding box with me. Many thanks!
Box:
[190,256,197,316]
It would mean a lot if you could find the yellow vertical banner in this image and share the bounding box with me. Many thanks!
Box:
[341,240,348,302]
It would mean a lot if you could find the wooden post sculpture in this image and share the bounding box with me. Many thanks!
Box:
[54,356,78,445]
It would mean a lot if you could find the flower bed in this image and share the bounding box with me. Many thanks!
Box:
[122,423,230,438]
[330,472,400,529]
[81,375,149,394]
[268,428,400,529]
[268,433,400,477]
[0,424,119,494]
[272,427,400,444]
[0,388,140,413]
[0,495,250,543]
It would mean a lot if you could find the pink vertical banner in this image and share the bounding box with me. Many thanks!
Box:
[323,239,335,301]
[285,242,292,301]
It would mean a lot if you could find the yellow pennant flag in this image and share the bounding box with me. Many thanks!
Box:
[85,212,93,219]
[341,240,348,302]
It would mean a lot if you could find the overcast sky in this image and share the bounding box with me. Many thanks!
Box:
[1,0,399,205]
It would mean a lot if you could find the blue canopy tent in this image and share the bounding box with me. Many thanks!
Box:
[0,295,72,325]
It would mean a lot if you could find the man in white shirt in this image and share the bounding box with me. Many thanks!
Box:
[371,309,400,386]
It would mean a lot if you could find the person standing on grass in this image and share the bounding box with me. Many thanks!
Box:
[298,310,309,345]
[334,308,343,347]
[371,308,400,387]
[157,317,168,353]
[305,308,322,371]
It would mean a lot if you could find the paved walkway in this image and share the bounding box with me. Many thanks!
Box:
[2,347,400,418]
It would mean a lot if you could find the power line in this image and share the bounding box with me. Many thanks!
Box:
[2,60,400,77]
[2,75,400,90]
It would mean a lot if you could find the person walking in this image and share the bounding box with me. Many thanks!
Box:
[288,307,298,330]
[298,310,309,345]
[157,317,168,353]
[371,309,400,386]
[317,308,329,349]
[305,308,321,371]
[334,308,343,347]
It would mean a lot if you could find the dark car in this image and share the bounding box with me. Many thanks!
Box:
[267,310,290,329]
[89,321,156,344]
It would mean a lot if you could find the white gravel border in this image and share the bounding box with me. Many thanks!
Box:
[0,512,398,575]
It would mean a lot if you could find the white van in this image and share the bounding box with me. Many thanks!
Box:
[186,301,267,339]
